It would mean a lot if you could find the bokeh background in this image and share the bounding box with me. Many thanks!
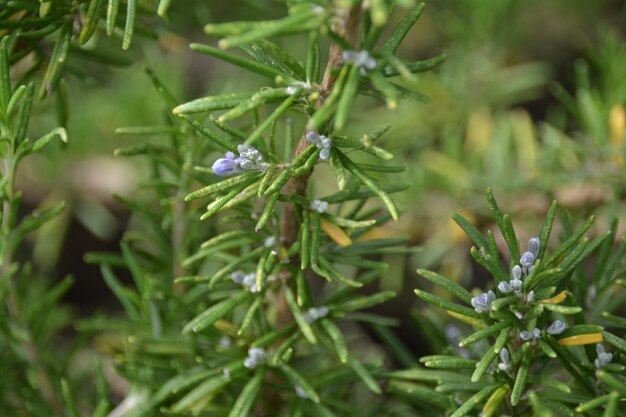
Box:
[19,0,626,356]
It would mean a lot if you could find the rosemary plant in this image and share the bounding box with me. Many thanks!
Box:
[410,190,626,417]
[97,1,443,416]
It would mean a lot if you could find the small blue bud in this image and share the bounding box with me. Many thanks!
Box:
[528,237,540,258]
[547,320,566,335]
[512,265,522,280]
[520,251,535,268]
[212,157,240,177]
[498,281,513,293]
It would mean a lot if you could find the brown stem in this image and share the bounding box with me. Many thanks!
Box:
[279,4,363,256]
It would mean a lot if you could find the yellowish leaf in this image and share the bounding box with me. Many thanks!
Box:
[321,218,352,247]
[558,333,603,346]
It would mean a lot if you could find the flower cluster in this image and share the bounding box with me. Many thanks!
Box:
[243,347,266,369]
[211,145,268,177]
[342,50,377,74]
[498,348,510,372]
[231,271,259,293]
[594,344,612,369]
[303,306,329,323]
[306,131,332,160]
[520,327,541,342]
[310,199,329,213]
[498,237,540,298]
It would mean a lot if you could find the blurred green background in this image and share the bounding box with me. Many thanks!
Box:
[20,0,626,337]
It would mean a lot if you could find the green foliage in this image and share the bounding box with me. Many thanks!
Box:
[1,1,625,417]
[411,191,626,416]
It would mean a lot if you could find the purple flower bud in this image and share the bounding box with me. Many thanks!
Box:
[510,279,522,292]
[526,290,535,302]
[319,148,330,160]
[547,320,566,335]
[471,290,496,313]
[498,281,513,293]
[499,348,509,364]
[512,265,522,280]
[212,157,240,177]
[520,252,535,268]
[594,344,612,368]
[231,271,244,284]
[528,237,540,258]
[520,331,532,341]
[532,328,541,338]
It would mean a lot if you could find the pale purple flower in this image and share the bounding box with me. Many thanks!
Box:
[498,348,510,372]
[520,252,535,269]
[498,281,513,294]
[547,320,566,335]
[212,156,240,177]
[594,344,612,369]
[471,290,496,313]
[528,237,540,258]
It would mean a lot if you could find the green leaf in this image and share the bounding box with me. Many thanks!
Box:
[333,291,395,313]
[101,265,140,320]
[178,114,238,152]
[255,193,279,232]
[0,36,11,112]
[284,287,317,344]
[217,8,324,49]
[319,318,347,363]
[80,0,106,44]
[450,385,501,417]
[576,394,612,413]
[381,3,425,54]
[471,343,498,382]
[243,40,305,80]
[185,172,262,201]
[219,87,290,122]
[453,213,488,249]
[16,201,66,237]
[335,65,362,130]
[486,188,521,263]
[337,150,399,221]
[228,368,265,417]
[106,0,120,36]
[172,373,233,412]
[182,291,249,334]
[482,384,510,417]
[382,53,446,77]
[38,22,72,99]
[510,347,531,405]
[414,288,481,320]
[280,364,320,403]
[245,94,298,145]
[387,380,451,409]
[347,356,381,394]
[421,355,477,370]
[300,212,311,270]
[61,379,81,417]
[601,331,626,353]
[157,0,172,17]
[174,92,255,115]
[122,0,136,50]
[191,43,283,79]
[368,70,399,109]
[416,268,473,305]
[546,215,594,266]
[459,322,510,347]
[306,30,320,84]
